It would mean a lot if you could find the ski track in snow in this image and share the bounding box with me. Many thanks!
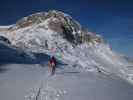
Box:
[24,66,67,100]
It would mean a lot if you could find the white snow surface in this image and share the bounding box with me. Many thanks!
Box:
[0,25,13,29]
[0,63,133,100]
[0,18,133,84]
[0,36,133,100]
[0,10,133,100]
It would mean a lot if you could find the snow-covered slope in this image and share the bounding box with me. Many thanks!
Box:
[0,10,133,85]
[0,63,133,100]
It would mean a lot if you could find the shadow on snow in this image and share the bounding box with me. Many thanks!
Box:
[0,42,67,73]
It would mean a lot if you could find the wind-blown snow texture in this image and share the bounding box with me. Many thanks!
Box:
[0,10,133,100]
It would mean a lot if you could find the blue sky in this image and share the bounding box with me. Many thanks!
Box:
[0,0,133,58]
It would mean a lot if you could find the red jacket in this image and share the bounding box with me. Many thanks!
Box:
[49,57,56,66]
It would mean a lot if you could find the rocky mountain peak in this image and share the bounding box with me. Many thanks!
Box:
[13,10,72,29]
[3,10,104,51]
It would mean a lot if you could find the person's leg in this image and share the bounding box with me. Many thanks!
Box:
[48,63,52,74]
[52,65,55,75]
[51,63,55,75]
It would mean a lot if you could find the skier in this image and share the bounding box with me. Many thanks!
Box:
[48,56,57,75]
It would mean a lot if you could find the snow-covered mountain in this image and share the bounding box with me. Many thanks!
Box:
[0,10,133,84]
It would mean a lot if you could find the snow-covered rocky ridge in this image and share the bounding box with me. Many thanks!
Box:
[0,10,133,84]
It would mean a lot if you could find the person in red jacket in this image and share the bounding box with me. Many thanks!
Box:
[48,56,56,75]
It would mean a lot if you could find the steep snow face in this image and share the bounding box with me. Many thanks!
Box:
[0,10,133,84]
[61,43,133,84]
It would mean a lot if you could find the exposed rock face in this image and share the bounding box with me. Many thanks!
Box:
[6,10,104,49]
